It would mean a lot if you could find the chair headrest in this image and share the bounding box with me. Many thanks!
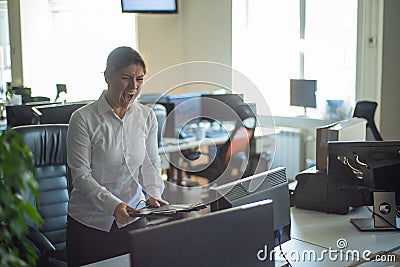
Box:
[13,124,68,166]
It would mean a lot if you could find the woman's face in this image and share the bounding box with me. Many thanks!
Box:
[106,64,145,109]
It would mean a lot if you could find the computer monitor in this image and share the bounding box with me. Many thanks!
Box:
[201,93,245,122]
[316,117,367,172]
[121,0,178,13]
[327,141,400,205]
[168,93,203,138]
[11,86,32,103]
[290,79,317,114]
[129,199,275,267]
[209,167,291,247]
[327,140,400,230]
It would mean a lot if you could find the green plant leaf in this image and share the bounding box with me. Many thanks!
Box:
[0,129,41,267]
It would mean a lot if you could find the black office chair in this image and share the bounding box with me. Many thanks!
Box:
[6,105,39,127]
[185,124,255,184]
[352,100,383,141]
[182,105,257,185]
[14,124,69,267]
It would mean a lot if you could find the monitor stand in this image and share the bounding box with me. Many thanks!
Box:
[350,218,400,231]
[294,107,310,118]
[351,192,399,231]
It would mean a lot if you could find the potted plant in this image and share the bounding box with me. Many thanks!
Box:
[0,129,42,266]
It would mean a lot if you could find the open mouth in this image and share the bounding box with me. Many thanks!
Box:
[122,91,137,102]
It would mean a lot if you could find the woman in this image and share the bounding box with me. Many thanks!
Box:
[66,46,167,266]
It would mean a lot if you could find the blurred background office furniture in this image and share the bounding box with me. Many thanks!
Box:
[352,100,383,141]
[143,103,167,146]
[137,95,175,139]
[11,86,51,103]
[14,124,69,267]
[35,101,91,124]
[5,101,90,127]
[139,92,261,186]
[10,86,32,103]
[5,101,52,127]
[137,93,169,104]
[289,79,317,116]
[182,103,257,185]
[55,84,67,103]
[6,104,39,127]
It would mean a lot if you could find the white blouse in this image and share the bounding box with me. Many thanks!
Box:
[67,91,164,232]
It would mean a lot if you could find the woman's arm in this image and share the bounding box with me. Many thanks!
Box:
[140,110,165,201]
[67,111,123,216]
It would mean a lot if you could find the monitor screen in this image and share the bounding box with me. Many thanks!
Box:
[327,141,400,205]
[290,79,317,108]
[168,93,203,138]
[209,167,291,247]
[129,199,275,267]
[121,0,177,13]
[201,93,245,122]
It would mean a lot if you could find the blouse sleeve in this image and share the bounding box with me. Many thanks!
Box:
[140,109,165,199]
[67,111,122,215]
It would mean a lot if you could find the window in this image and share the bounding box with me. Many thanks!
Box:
[48,0,136,101]
[0,0,11,101]
[232,0,357,118]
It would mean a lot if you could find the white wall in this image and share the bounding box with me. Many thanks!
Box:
[356,0,384,125]
[19,0,53,96]
[380,0,400,140]
[7,0,23,86]
[7,0,136,101]
[137,0,232,95]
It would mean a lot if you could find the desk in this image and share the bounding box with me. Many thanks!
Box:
[275,207,400,266]
[160,136,228,154]
[82,254,130,267]
[82,206,400,267]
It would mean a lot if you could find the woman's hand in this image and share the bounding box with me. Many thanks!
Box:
[147,197,169,208]
[113,202,140,224]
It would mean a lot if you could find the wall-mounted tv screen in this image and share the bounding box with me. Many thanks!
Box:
[121,0,177,13]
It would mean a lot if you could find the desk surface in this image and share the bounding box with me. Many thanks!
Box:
[291,207,400,252]
[160,136,228,154]
[82,207,400,267]
[276,207,400,266]
[160,126,275,155]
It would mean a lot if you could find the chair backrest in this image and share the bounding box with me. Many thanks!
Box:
[224,126,254,164]
[13,124,69,251]
[6,105,38,127]
[353,100,383,141]
[144,103,167,145]
[35,102,89,124]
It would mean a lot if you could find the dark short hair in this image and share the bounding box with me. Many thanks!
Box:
[104,46,146,79]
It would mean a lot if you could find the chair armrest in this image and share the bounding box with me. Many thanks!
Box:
[27,226,56,265]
